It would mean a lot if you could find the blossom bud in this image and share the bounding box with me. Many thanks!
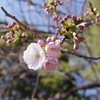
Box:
[65,15,70,19]
[55,0,60,5]
[93,7,97,12]
[73,32,78,37]
[80,37,84,42]
[95,19,99,24]
[59,20,64,24]
[11,22,16,26]
[72,15,77,20]
[49,7,53,11]
[84,11,89,16]
[52,15,58,21]
[63,17,68,21]
[59,2,63,5]
[79,25,84,30]
[73,44,79,50]
[55,39,62,46]
[73,38,80,43]
[1,35,5,39]
[91,20,95,24]
[96,14,100,18]
[9,32,14,36]
[6,24,11,29]
[46,37,52,43]
[51,36,56,42]
[45,8,49,12]
[7,36,12,40]
[56,28,61,33]
[37,39,45,46]
[42,3,47,8]
[58,16,62,20]
[83,22,88,27]
[6,40,12,45]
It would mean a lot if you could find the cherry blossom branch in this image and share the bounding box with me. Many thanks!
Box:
[61,50,100,60]
[0,7,42,40]
[60,82,100,100]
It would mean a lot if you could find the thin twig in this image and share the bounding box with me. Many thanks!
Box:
[60,82,100,100]
[61,50,100,60]
[0,7,42,40]
[31,70,40,99]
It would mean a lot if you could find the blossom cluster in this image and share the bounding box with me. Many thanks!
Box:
[1,22,17,45]
[54,14,87,50]
[42,0,63,14]
[23,36,62,72]
[84,1,100,25]
[42,0,88,50]
[0,22,25,45]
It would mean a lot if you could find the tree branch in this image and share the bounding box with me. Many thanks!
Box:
[60,82,100,100]
[61,50,100,60]
[0,7,42,40]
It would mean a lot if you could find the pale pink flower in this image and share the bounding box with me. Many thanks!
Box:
[43,57,58,72]
[23,43,45,70]
[45,42,60,57]
[37,39,45,46]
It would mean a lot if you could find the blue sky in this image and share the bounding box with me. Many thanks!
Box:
[0,1,8,20]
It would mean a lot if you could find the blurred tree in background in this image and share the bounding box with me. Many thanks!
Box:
[0,0,100,100]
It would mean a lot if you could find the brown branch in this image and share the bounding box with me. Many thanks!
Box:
[60,82,100,100]
[0,7,41,40]
[61,50,100,60]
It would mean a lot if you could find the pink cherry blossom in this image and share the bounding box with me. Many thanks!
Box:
[23,43,45,70]
[43,57,58,72]
[37,39,45,46]
[45,42,60,57]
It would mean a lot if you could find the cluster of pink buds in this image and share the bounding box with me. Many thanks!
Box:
[73,32,84,50]
[91,19,99,24]
[37,36,62,72]
[1,22,17,45]
[78,22,88,30]
[53,14,88,50]
[42,3,53,14]
[55,0,63,5]
[6,22,16,29]
[52,15,62,21]
[84,7,100,25]
[59,15,77,25]
[1,31,14,45]
[42,0,63,14]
